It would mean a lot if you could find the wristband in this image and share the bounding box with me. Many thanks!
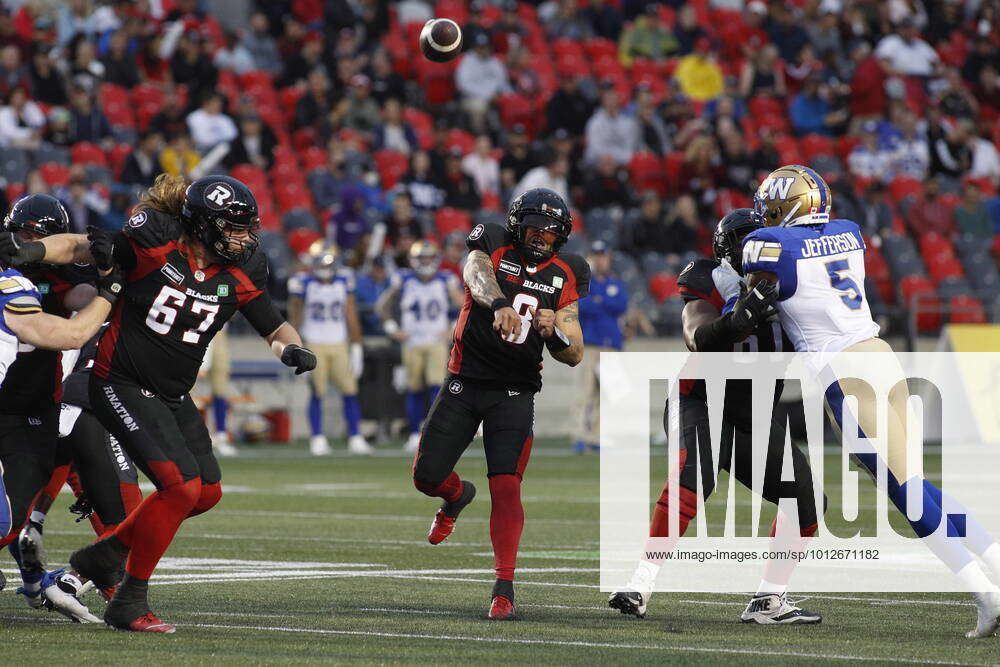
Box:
[384,319,400,335]
[491,297,512,312]
[544,326,571,353]
[692,312,742,352]
[20,240,46,265]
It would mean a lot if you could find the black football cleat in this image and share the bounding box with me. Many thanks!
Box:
[428,481,476,545]
[70,535,129,590]
[105,573,174,633]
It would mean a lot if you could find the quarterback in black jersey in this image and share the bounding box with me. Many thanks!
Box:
[413,188,590,620]
[609,209,824,625]
[0,174,317,633]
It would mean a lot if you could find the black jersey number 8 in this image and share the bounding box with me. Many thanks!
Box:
[145,285,220,344]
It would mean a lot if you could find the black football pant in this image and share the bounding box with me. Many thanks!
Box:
[670,395,824,533]
[0,406,59,545]
[413,377,535,486]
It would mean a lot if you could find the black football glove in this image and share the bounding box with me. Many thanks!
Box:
[281,344,317,375]
[95,266,125,306]
[86,225,115,272]
[730,280,779,334]
[0,231,46,267]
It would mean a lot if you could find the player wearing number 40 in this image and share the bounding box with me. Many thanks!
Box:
[0,174,317,634]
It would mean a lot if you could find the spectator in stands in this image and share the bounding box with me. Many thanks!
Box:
[100,184,133,232]
[573,240,627,453]
[890,110,930,181]
[499,124,540,193]
[672,5,706,56]
[170,33,217,102]
[462,134,500,196]
[68,86,111,146]
[311,145,356,210]
[442,147,481,210]
[455,31,509,134]
[703,78,747,125]
[242,12,282,75]
[582,0,623,41]
[582,153,631,211]
[0,85,43,149]
[955,182,993,239]
[680,135,721,205]
[966,124,1000,183]
[618,5,677,67]
[461,1,491,52]
[368,49,405,105]
[214,29,255,75]
[584,82,639,166]
[102,29,138,89]
[929,118,973,179]
[373,97,417,155]
[148,87,187,141]
[296,67,334,130]
[507,45,541,99]
[441,231,466,279]
[120,131,163,188]
[512,149,570,202]
[936,67,979,120]
[385,191,425,249]
[806,6,843,61]
[858,182,894,236]
[56,0,99,48]
[343,74,380,135]
[280,30,324,88]
[875,17,939,78]
[765,2,807,63]
[0,44,28,99]
[186,92,238,153]
[546,74,592,139]
[159,131,201,179]
[623,190,696,258]
[492,0,526,57]
[751,126,781,176]
[719,130,756,192]
[400,149,444,213]
[224,115,277,171]
[137,33,169,83]
[635,84,670,156]
[44,106,72,147]
[789,73,839,136]
[849,121,892,182]
[62,174,104,233]
[68,34,105,92]
[544,0,594,41]
[738,43,786,99]
[28,45,66,106]
[674,37,724,102]
[329,184,371,252]
[909,178,956,237]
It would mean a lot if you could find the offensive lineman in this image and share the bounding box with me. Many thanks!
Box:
[609,209,823,624]
[375,241,462,453]
[0,174,317,633]
[744,165,1000,638]
[412,188,590,620]
[288,246,372,455]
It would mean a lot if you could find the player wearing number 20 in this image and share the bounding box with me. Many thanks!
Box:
[0,174,317,633]
[412,188,590,620]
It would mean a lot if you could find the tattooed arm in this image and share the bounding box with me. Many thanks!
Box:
[531,301,584,366]
[463,249,521,341]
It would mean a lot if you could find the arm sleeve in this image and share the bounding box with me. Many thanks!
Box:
[239,290,286,337]
[3,294,42,315]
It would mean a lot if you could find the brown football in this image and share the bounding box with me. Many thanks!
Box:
[419,18,463,63]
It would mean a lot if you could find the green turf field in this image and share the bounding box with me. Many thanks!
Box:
[1,440,995,665]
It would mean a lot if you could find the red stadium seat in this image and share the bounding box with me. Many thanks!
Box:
[899,275,941,331]
[800,133,835,161]
[104,101,134,128]
[239,70,274,91]
[279,86,305,120]
[71,141,107,167]
[415,57,457,107]
[6,182,24,203]
[480,190,501,212]
[648,272,679,303]
[99,83,129,110]
[130,83,164,110]
[373,150,409,189]
[301,146,328,172]
[583,38,616,61]
[445,128,475,155]
[663,151,684,194]
[435,207,472,236]
[773,135,802,165]
[230,164,268,193]
[276,181,313,213]
[286,228,322,256]
[950,295,987,324]
[749,96,785,118]
[403,107,433,149]
[39,163,71,187]
[497,94,535,135]
[628,152,666,196]
[108,143,132,179]
[889,176,923,204]
[553,37,585,59]
[928,258,964,283]
[435,0,468,25]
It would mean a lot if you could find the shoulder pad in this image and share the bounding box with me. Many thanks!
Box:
[239,246,270,289]
[558,253,591,300]
[678,258,723,304]
[466,223,511,256]
[121,208,182,249]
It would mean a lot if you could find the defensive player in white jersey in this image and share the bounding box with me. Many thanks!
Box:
[376,241,463,452]
[743,165,1000,638]
[288,246,372,455]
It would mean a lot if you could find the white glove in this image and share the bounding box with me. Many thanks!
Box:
[350,342,364,378]
[392,365,408,394]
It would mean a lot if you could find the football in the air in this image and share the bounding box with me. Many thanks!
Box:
[419,18,463,63]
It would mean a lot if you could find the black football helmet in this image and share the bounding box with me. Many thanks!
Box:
[4,193,70,238]
[181,175,260,264]
[712,208,762,276]
[506,188,572,265]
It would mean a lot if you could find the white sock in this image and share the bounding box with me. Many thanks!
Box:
[956,560,999,594]
[629,559,661,592]
[755,579,786,597]
[979,544,1000,583]
[29,510,46,526]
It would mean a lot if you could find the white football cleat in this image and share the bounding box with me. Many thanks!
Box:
[967,591,1000,638]
[212,431,238,457]
[310,434,332,456]
[404,433,421,454]
[348,434,374,455]
[740,593,822,624]
[41,570,102,623]
[18,520,46,570]
[608,589,648,618]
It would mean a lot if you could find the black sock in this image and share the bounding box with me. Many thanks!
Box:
[492,578,514,602]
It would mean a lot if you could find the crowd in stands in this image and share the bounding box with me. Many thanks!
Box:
[0,0,997,335]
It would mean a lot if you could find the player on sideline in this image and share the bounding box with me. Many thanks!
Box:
[0,195,122,620]
[288,245,372,455]
[743,165,1000,638]
[609,209,824,624]
[375,241,462,453]
[412,188,590,620]
[0,174,317,633]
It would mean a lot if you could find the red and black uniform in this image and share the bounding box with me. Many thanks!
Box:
[659,258,821,539]
[413,222,589,583]
[87,207,283,581]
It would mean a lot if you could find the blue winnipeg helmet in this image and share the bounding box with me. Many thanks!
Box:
[506,188,573,265]
[181,175,260,264]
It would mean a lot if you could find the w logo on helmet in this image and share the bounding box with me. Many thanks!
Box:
[765,177,795,201]
[206,183,234,209]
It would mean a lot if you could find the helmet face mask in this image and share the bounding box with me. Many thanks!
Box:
[506,189,572,265]
[712,208,762,276]
[181,176,260,265]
